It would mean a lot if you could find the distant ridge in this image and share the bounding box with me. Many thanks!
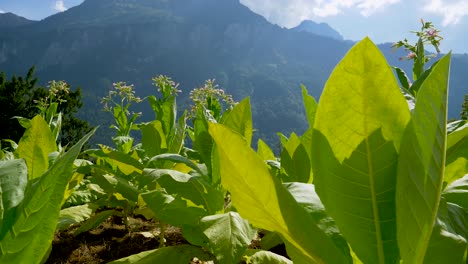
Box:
[0,0,465,145]
[0,12,35,28]
[292,20,343,41]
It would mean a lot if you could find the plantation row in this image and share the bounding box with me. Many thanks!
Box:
[1,31,468,263]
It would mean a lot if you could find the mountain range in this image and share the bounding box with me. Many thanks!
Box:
[0,0,466,145]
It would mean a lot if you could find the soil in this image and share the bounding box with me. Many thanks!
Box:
[46,215,289,263]
[46,216,187,264]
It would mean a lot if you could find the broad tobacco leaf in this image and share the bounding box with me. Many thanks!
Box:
[143,169,224,215]
[312,38,410,264]
[0,159,27,237]
[396,53,451,263]
[0,128,95,264]
[243,249,292,264]
[108,245,213,263]
[209,123,351,264]
[257,139,276,161]
[15,115,57,180]
[301,85,318,128]
[443,174,468,209]
[220,97,253,146]
[141,120,167,158]
[284,182,350,257]
[445,123,468,185]
[423,199,467,264]
[57,203,97,231]
[200,212,256,263]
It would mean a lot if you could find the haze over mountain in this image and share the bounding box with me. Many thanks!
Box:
[0,0,466,145]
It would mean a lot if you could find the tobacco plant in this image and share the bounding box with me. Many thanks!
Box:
[60,76,188,233]
[0,114,95,264]
[209,36,467,264]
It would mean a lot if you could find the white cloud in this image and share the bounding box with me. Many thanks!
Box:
[313,0,401,17]
[240,0,401,27]
[54,0,67,12]
[424,0,468,26]
[0,9,4,14]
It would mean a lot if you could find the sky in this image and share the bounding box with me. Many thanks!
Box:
[0,0,467,53]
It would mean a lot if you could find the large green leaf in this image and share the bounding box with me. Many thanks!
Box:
[141,189,208,227]
[313,130,400,264]
[395,53,451,263]
[312,38,410,264]
[146,153,205,176]
[168,111,187,155]
[221,97,253,144]
[148,95,176,137]
[192,108,214,173]
[141,120,167,157]
[445,123,468,185]
[0,159,27,237]
[442,174,468,209]
[74,209,122,236]
[301,85,318,128]
[209,123,351,263]
[423,200,467,264]
[313,38,410,163]
[280,143,311,183]
[200,212,256,263]
[57,204,97,231]
[284,182,350,257]
[0,128,95,263]
[243,249,292,264]
[112,136,134,154]
[92,146,144,175]
[142,169,224,215]
[108,245,213,263]
[257,139,276,161]
[15,115,57,180]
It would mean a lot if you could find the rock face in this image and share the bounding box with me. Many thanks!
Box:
[291,20,344,41]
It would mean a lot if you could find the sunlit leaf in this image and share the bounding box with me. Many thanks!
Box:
[312,38,410,264]
[396,53,451,263]
[209,123,351,263]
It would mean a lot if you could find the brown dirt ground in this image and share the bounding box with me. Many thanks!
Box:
[46,216,187,264]
[45,215,289,263]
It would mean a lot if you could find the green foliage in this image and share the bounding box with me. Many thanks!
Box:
[312,38,410,263]
[392,19,443,81]
[14,115,57,180]
[2,20,467,264]
[189,79,236,120]
[0,67,37,142]
[108,245,213,263]
[461,94,468,120]
[199,212,256,263]
[0,68,91,146]
[396,53,451,263]
[101,81,142,150]
[0,128,95,263]
[208,37,468,264]
[210,122,352,263]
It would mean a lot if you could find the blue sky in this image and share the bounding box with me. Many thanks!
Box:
[1,0,467,53]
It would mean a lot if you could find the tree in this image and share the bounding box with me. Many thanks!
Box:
[461,94,468,120]
[0,67,37,142]
[0,66,92,146]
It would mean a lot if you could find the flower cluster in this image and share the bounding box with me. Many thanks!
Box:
[101,81,142,114]
[33,80,71,112]
[188,79,236,119]
[152,75,181,100]
[393,19,443,62]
